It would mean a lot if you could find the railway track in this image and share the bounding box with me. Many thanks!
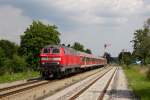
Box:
[45,67,118,100]
[69,67,117,100]
[0,79,41,92]
[0,79,50,99]
[98,67,117,100]
[0,67,108,100]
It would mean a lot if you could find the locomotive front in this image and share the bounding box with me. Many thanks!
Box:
[40,45,63,79]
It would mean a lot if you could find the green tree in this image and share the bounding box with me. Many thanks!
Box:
[123,52,132,66]
[103,52,112,64]
[0,40,18,58]
[71,42,84,52]
[0,47,5,66]
[118,51,132,66]
[3,55,27,74]
[19,20,61,69]
[0,47,6,75]
[132,28,150,64]
[85,49,92,54]
[132,18,150,64]
[71,42,93,54]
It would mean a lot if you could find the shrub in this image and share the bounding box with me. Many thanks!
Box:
[12,55,27,72]
[0,47,6,75]
[4,55,27,74]
[146,66,150,80]
[3,58,13,74]
[0,47,5,65]
[0,66,6,75]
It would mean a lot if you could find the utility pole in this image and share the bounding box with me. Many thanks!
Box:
[104,44,107,58]
[122,49,125,64]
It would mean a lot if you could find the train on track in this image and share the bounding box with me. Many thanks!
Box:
[40,45,107,79]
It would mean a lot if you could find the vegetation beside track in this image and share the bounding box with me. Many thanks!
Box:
[0,71,39,83]
[123,65,150,100]
[0,20,93,76]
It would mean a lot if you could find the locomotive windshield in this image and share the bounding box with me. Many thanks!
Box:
[43,48,50,53]
[52,48,60,54]
[42,47,60,54]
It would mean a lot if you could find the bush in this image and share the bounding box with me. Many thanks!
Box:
[0,47,5,65]
[0,39,30,75]
[12,55,27,72]
[0,47,6,75]
[0,40,18,59]
[146,66,150,80]
[0,66,6,75]
[4,55,27,74]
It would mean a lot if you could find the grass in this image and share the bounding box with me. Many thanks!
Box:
[123,65,150,100]
[0,71,40,83]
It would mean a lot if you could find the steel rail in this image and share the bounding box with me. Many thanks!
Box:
[0,80,50,98]
[0,67,110,100]
[0,80,41,92]
[98,67,118,100]
[69,67,114,100]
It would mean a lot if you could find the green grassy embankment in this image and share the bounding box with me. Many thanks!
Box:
[124,65,150,100]
[0,71,40,83]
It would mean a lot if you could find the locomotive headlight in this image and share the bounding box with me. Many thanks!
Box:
[42,62,45,65]
[41,57,48,60]
[51,57,61,61]
[56,62,60,64]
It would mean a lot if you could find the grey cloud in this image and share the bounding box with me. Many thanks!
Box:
[0,5,32,43]
[0,0,149,56]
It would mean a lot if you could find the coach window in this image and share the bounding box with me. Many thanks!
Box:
[87,58,89,61]
[81,57,83,62]
[82,57,85,62]
[92,58,94,61]
[86,58,88,61]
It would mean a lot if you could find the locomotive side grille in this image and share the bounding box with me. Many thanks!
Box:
[50,62,60,64]
[42,62,59,66]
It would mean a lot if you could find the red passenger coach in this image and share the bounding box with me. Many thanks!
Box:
[40,45,107,79]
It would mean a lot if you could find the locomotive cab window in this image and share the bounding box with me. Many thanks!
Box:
[43,48,50,53]
[52,48,60,54]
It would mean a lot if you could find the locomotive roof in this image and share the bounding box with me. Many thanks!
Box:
[43,45,105,59]
[44,45,64,48]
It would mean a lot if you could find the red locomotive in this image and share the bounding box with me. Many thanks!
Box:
[40,45,107,79]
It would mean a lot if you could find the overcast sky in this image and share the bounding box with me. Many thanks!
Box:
[0,0,150,56]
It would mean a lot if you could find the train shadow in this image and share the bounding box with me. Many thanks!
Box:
[106,89,141,100]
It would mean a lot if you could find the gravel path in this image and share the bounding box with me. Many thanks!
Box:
[103,67,137,100]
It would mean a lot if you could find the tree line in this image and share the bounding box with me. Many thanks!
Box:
[118,18,150,79]
[132,19,150,65]
[71,42,92,54]
[0,20,92,75]
[118,18,150,65]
